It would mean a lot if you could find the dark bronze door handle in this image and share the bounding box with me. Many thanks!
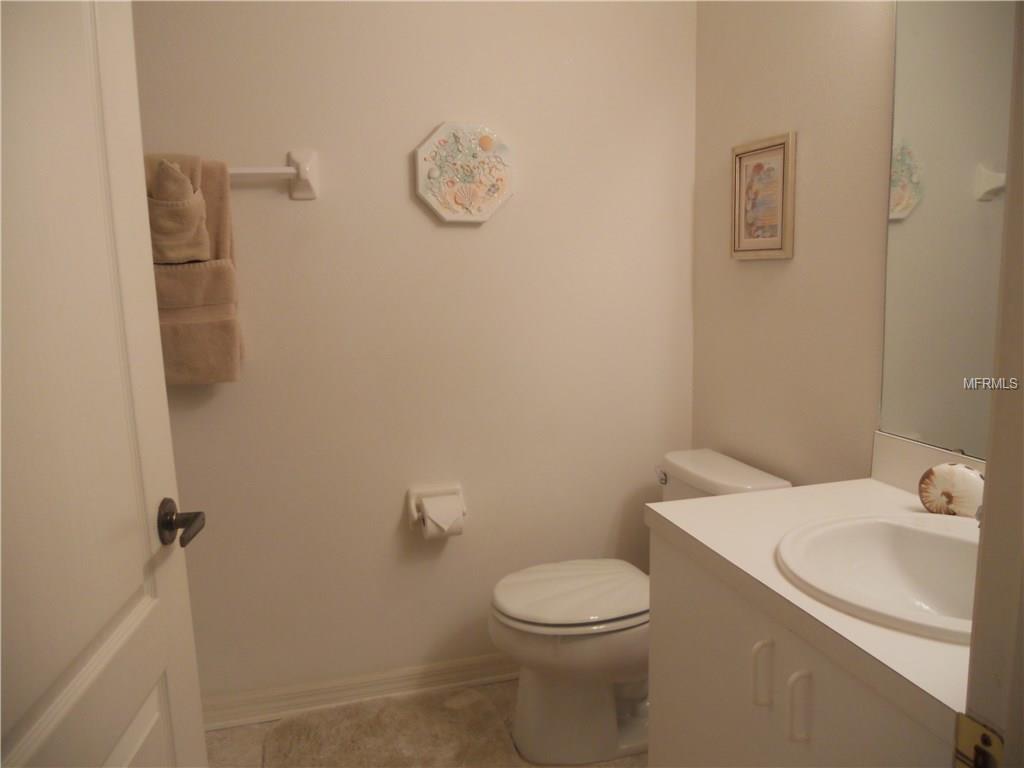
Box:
[157,498,206,547]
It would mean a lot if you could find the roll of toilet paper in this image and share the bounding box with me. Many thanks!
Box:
[417,494,465,539]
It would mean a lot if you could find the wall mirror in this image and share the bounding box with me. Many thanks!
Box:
[880,2,1016,459]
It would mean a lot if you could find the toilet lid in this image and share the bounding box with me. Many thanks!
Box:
[492,559,649,626]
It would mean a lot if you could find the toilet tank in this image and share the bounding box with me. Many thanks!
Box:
[659,449,791,500]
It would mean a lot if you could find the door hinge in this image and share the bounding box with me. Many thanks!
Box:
[954,712,1004,768]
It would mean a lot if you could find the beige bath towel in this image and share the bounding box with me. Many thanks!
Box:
[147,160,211,264]
[148,155,241,385]
[155,259,236,309]
[159,306,241,386]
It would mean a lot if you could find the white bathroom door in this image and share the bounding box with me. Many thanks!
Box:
[964,4,1023,762]
[1,3,207,766]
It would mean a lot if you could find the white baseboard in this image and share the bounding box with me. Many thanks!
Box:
[202,653,519,731]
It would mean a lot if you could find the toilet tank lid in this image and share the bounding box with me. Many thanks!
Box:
[662,449,791,495]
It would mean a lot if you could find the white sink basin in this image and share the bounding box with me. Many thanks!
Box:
[776,513,978,644]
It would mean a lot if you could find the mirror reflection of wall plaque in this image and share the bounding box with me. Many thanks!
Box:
[416,123,512,223]
[732,133,796,260]
[889,142,923,220]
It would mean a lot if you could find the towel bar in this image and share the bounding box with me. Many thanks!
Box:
[229,149,318,200]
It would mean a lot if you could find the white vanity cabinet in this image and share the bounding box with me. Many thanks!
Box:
[648,532,954,767]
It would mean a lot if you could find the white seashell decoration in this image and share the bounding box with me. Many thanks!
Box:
[918,463,984,517]
[415,123,512,223]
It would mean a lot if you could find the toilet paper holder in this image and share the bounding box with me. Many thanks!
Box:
[406,483,466,529]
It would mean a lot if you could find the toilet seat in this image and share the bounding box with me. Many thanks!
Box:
[492,559,649,636]
[491,607,649,636]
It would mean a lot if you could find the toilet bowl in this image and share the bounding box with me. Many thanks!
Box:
[488,559,650,765]
[490,449,790,765]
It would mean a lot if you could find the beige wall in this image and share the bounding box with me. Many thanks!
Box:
[692,2,895,486]
[132,2,695,698]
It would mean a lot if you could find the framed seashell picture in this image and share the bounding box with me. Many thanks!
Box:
[416,123,512,223]
[732,132,796,260]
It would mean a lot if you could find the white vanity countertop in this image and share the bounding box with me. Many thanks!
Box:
[645,478,970,715]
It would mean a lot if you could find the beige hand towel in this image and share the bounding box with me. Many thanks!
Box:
[199,160,234,263]
[148,155,241,385]
[151,159,194,201]
[145,153,202,191]
[147,160,211,264]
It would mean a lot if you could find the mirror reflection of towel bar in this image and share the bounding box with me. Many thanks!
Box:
[974,163,1006,202]
[229,149,318,200]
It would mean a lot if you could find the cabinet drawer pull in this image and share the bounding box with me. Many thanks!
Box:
[787,670,813,742]
[751,639,774,706]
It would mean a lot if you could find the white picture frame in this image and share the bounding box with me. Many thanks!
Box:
[732,132,796,260]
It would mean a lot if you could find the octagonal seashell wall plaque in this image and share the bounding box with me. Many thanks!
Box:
[416,123,512,223]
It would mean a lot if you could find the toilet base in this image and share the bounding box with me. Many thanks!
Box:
[512,668,648,765]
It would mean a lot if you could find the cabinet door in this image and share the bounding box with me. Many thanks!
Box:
[649,536,786,766]
[649,535,951,767]
[769,611,949,766]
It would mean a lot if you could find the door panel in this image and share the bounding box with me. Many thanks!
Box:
[2,2,152,729]
[104,678,176,768]
[1,3,207,765]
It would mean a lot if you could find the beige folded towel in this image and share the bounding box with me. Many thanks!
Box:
[145,153,202,191]
[159,306,241,386]
[147,154,241,385]
[155,259,236,309]
[147,160,211,264]
[199,160,234,263]
[150,158,194,201]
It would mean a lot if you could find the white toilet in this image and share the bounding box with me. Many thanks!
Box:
[488,449,790,765]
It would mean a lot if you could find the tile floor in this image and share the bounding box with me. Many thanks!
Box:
[205,680,646,768]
